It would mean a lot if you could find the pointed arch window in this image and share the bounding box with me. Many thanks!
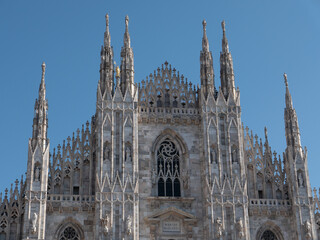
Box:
[260,230,278,240]
[157,139,181,197]
[59,226,80,240]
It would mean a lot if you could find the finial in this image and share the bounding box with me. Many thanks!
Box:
[221,20,226,33]
[283,73,288,87]
[105,13,109,28]
[202,19,207,30]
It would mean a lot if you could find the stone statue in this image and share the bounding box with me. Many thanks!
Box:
[215,217,223,238]
[126,147,131,162]
[35,166,41,182]
[151,168,157,184]
[236,217,244,238]
[304,220,312,239]
[102,213,110,235]
[31,212,38,234]
[232,148,237,163]
[298,171,304,187]
[210,148,216,164]
[182,169,189,189]
[104,145,110,161]
[126,215,132,235]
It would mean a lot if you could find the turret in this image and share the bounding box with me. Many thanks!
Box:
[200,20,215,99]
[99,14,114,95]
[120,15,134,96]
[220,20,235,99]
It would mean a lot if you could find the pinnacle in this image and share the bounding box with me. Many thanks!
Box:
[123,15,131,48]
[221,20,229,53]
[104,13,111,47]
[202,19,209,52]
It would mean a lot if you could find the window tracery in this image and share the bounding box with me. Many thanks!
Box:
[59,226,80,240]
[260,230,278,240]
[157,139,181,197]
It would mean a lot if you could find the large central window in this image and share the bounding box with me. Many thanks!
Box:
[59,226,80,240]
[261,230,278,240]
[157,139,181,197]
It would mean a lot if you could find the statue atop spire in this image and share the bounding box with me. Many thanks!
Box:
[284,73,288,87]
[41,62,46,80]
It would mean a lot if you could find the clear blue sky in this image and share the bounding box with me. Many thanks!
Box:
[0,0,320,194]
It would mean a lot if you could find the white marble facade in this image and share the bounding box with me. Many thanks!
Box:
[1,14,320,240]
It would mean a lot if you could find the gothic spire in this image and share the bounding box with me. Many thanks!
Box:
[200,19,215,99]
[120,15,134,96]
[99,13,114,95]
[220,20,235,99]
[32,62,48,150]
[284,73,293,109]
[283,73,302,154]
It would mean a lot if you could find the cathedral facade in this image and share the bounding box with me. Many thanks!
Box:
[1,14,320,240]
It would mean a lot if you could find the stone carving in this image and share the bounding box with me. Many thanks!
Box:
[126,215,132,235]
[210,148,217,164]
[236,217,244,238]
[232,147,237,163]
[102,213,110,235]
[151,168,157,184]
[215,217,223,238]
[304,220,312,239]
[104,145,110,161]
[31,212,38,234]
[182,169,189,189]
[298,171,304,187]
[126,146,132,162]
[35,166,41,182]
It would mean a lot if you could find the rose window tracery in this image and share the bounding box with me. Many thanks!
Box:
[157,139,181,197]
[59,226,80,240]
